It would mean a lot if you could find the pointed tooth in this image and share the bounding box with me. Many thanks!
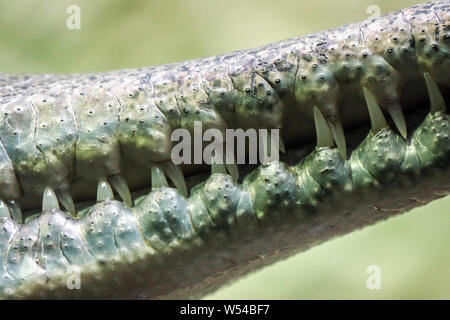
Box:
[161,162,188,197]
[7,200,22,223]
[211,152,227,175]
[279,138,286,153]
[0,200,10,218]
[363,87,388,134]
[151,165,168,190]
[424,72,446,113]
[313,106,334,148]
[326,116,347,158]
[225,162,239,181]
[56,189,76,216]
[108,175,132,207]
[224,148,239,181]
[43,187,60,212]
[97,178,114,202]
[387,104,407,139]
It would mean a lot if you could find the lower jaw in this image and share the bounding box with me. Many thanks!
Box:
[11,161,449,299]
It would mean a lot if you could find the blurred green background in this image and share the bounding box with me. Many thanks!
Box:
[0,0,448,299]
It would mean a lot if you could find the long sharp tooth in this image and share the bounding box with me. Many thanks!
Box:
[43,187,60,212]
[387,103,407,139]
[211,151,227,175]
[97,178,114,202]
[0,200,11,218]
[7,200,22,223]
[225,162,239,181]
[151,165,169,190]
[224,147,239,181]
[279,138,286,153]
[326,116,347,158]
[314,106,334,148]
[56,189,76,216]
[424,72,446,113]
[363,87,388,134]
[161,162,188,197]
[108,175,132,207]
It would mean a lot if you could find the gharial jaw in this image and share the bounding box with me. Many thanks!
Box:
[0,1,448,214]
[0,1,448,299]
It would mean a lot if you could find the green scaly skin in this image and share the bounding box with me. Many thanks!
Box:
[1,102,448,299]
[0,1,448,299]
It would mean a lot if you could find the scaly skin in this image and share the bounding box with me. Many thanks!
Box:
[0,1,448,299]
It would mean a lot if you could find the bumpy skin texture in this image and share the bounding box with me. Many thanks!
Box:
[0,1,448,299]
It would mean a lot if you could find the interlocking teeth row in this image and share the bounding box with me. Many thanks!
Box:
[0,72,447,222]
[0,71,447,299]
[1,1,447,220]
